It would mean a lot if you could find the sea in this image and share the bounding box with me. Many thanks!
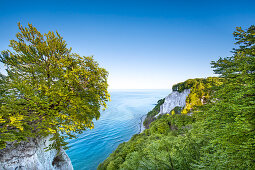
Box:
[65,89,170,170]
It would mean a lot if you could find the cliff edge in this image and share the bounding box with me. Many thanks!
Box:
[156,89,190,116]
[0,136,73,170]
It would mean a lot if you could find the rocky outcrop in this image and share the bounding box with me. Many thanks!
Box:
[0,136,73,170]
[156,89,190,116]
[139,115,147,134]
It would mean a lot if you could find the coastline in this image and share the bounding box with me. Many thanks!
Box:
[139,114,147,134]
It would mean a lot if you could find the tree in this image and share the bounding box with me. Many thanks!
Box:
[0,23,110,150]
[196,25,255,169]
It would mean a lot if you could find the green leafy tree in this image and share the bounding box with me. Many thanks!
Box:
[0,23,110,150]
[195,25,255,169]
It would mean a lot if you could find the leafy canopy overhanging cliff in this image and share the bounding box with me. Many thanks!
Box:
[98,25,255,169]
[0,23,110,151]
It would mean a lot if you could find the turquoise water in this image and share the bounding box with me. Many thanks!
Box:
[66,89,170,170]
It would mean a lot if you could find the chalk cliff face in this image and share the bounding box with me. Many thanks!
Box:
[156,89,190,116]
[0,136,73,170]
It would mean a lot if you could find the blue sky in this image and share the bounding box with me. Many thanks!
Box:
[1,0,255,89]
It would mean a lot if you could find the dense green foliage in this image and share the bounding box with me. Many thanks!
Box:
[194,25,255,169]
[172,77,222,114]
[144,77,222,128]
[98,114,195,170]
[143,98,164,128]
[99,25,255,169]
[0,23,110,150]
[170,106,182,115]
[98,76,216,169]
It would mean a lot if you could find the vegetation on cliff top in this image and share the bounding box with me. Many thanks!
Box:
[143,77,222,129]
[173,77,223,114]
[98,25,255,169]
[0,23,110,150]
[143,98,164,129]
[98,114,195,170]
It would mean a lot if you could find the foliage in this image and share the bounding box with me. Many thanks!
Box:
[98,114,195,170]
[144,77,221,128]
[0,23,110,150]
[172,77,222,93]
[143,98,164,128]
[192,25,255,169]
[171,77,223,114]
[99,25,255,169]
[170,106,182,115]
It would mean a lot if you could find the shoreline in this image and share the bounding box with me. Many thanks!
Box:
[139,114,147,134]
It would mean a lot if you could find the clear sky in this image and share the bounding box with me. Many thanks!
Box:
[1,0,254,89]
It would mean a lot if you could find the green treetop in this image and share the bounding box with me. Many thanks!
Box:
[0,23,110,150]
[196,25,255,169]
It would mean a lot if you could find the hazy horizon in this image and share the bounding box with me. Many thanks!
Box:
[1,0,255,89]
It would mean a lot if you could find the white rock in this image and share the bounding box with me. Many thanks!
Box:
[156,89,190,117]
[0,136,73,170]
[139,114,147,134]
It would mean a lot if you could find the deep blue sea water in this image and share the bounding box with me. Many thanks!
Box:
[65,89,171,170]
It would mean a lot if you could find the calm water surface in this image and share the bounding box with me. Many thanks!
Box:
[66,89,170,170]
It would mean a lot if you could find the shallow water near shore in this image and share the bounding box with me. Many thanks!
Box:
[66,89,170,170]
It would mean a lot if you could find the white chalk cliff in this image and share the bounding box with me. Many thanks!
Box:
[0,136,73,170]
[156,89,190,116]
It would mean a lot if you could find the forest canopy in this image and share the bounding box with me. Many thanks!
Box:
[0,23,110,150]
